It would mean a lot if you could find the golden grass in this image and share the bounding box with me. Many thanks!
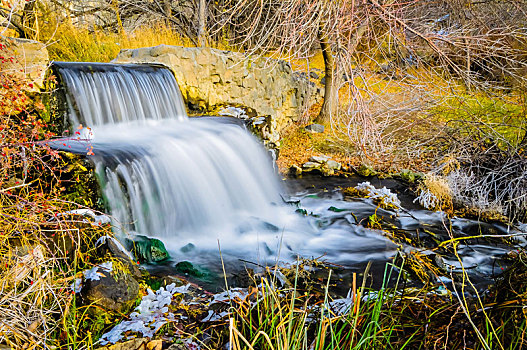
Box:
[415,173,453,212]
[43,21,193,62]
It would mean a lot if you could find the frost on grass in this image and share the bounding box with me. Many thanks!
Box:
[446,170,504,214]
[99,283,191,345]
[53,209,111,226]
[355,182,401,209]
[414,174,453,211]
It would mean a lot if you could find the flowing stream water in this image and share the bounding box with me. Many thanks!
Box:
[53,62,522,291]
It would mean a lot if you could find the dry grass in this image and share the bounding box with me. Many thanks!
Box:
[42,21,193,62]
[415,173,453,212]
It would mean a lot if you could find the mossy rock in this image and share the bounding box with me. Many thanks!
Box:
[81,270,140,315]
[175,261,207,278]
[357,164,378,177]
[399,169,424,183]
[59,152,104,210]
[125,235,170,263]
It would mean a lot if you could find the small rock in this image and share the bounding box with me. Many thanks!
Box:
[81,270,140,314]
[326,160,342,171]
[302,162,321,170]
[98,338,162,350]
[309,71,319,79]
[309,155,330,163]
[96,236,141,278]
[321,76,326,85]
[305,124,325,133]
[357,164,378,177]
[166,343,190,350]
[146,340,163,350]
[322,168,335,176]
[290,165,302,176]
[180,243,196,253]
[175,261,206,278]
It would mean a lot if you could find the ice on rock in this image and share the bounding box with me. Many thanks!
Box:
[83,261,113,281]
[56,209,111,226]
[71,278,83,293]
[210,288,249,305]
[99,283,190,345]
[355,182,401,209]
[201,310,230,322]
[96,235,135,261]
[219,107,247,119]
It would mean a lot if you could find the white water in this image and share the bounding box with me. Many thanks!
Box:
[57,63,187,126]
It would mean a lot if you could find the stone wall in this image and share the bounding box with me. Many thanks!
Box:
[0,36,49,92]
[114,45,322,134]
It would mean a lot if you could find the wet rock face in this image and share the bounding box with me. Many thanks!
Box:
[0,36,49,91]
[113,45,323,134]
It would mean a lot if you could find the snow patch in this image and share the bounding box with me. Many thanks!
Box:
[219,107,248,119]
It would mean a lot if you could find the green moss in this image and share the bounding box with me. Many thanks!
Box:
[175,261,207,278]
[60,152,104,210]
[399,169,424,183]
[125,235,170,263]
[357,164,378,177]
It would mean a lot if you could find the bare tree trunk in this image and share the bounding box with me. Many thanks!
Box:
[198,0,207,46]
[315,27,335,124]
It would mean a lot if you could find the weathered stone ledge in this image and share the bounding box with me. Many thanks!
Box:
[114,45,322,133]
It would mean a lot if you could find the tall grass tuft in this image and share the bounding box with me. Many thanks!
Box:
[225,252,527,350]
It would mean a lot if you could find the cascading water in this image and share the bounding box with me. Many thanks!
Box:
[55,63,297,255]
[56,63,187,126]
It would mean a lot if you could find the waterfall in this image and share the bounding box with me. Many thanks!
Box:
[54,62,297,256]
[54,62,396,268]
[91,119,286,249]
[55,62,187,126]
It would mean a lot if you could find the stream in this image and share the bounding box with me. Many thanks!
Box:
[51,61,525,296]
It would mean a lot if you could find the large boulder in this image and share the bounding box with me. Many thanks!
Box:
[113,45,322,134]
[0,36,49,91]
